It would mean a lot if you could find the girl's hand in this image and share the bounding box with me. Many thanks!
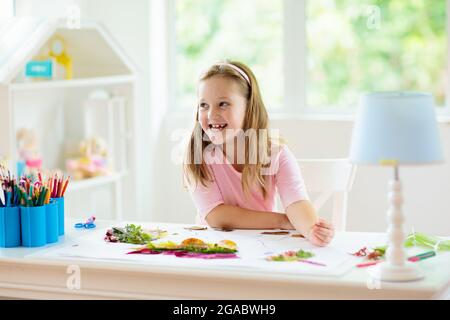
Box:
[307,218,335,247]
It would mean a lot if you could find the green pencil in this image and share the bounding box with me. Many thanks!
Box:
[408,251,436,262]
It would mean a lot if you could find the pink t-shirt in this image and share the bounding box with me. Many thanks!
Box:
[189,145,309,225]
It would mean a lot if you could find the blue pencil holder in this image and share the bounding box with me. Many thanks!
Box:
[0,206,21,248]
[45,201,59,244]
[20,206,47,247]
[53,197,65,236]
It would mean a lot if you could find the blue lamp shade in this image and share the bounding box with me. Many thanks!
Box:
[349,92,444,165]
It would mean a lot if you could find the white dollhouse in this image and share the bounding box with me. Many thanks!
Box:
[0,17,138,220]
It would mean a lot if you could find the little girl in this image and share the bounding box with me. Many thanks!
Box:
[184,61,334,247]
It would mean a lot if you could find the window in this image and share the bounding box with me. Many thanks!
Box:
[173,0,448,113]
[306,0,447,110]
[175,0,283,111]
[0,0,14,18]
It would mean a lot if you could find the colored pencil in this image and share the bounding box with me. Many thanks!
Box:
[298,259,327,267]
[61,176,70,197]
[0,170,70,207]
[0,182,4,207]
[356,251,437,268]
[52,174,57,197]
[356,260,383,268]
[408,251,436,262]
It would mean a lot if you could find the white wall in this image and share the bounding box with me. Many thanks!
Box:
[82,0,151,220]
[151,114,450,236]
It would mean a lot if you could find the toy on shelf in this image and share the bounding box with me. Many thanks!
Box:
[24,59,53,80]
[48,36,73,80]
[23,36,72,81]
[66,136,111,180]
[16,128,43,177]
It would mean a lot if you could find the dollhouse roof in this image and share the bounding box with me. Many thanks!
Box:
[0,17,138,84]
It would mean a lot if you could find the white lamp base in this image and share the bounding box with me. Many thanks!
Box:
[370,176,425,282]
[369,261,424,282]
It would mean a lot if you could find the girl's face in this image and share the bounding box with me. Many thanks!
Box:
[198,76,247,145]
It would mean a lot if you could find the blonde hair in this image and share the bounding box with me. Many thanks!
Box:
[183,61,282,198]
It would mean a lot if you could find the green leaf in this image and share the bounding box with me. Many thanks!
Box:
[109,224,167,244]
[296,249,314,259]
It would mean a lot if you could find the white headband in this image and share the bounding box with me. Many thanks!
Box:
[217,63,251,85]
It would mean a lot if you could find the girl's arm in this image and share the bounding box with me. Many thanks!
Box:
[285,200,318,236]
[206,201,334,246]
[286,200,335,246]
[206,204,294,230]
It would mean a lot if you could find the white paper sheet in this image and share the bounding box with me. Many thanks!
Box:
[28,223,386,277]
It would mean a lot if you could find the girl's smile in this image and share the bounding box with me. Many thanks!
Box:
[208,123,228,131]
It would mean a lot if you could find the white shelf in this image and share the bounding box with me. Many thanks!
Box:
[10,75,136,91]
[68,172,126,192]
[1,18,138,220]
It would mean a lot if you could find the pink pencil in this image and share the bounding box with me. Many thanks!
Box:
[298,259,326,267]
[356,260,383,268]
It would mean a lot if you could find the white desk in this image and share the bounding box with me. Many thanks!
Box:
[0,220,449,300]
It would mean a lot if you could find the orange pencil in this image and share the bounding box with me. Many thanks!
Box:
[61,177,70,197]
[45,186,51,204]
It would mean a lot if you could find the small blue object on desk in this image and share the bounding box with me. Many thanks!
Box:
[74,216,96,229]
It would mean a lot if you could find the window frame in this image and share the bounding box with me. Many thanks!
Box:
[168,0,450,117]
[0,0,15,18]
[445,0,450,115]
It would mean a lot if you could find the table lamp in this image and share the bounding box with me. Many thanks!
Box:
[349,92,444,282]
